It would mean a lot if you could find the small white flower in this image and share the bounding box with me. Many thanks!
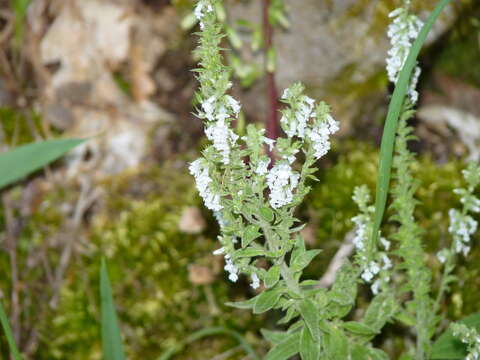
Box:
[250,272,260,289]
[189,159,223,211]
[308,114,339,159]
[205,120,239,164]
[437,249,449,264]
[361,261,380,282]
[371,279,381,295]
[263,137,276,151]
[225,95,241,115]
[255,159,270,176]
[224,257,239,282]
[213,247,226,255]
[380,237,391,250]
[266,162,300,208]
[195,0,213,29]
[448,208,477,256]
[386,6,424,104]
[382,254,392,270]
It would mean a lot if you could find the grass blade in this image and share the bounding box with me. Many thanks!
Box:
[370,0,452,254]
[158,326,260,360]
[0,138,86,190]
[0,301,22,360]
[101,258,126,360]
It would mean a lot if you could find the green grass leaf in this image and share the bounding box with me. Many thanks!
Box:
[0,301,22,360]
[0,138,85,190]
[100,258,126,360]
[430,313,480,359]
[370,0,452,253]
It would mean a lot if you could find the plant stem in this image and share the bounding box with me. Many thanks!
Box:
[262,0,280,149]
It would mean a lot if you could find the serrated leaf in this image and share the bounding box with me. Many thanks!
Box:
[265,331,301,360]
[242,225,262,248]
[431,312,480,359]
[265,265,281,288]
[100,259,126,360]
[0,301,22,360]
[0,138,85,189]
[298,299,320,341]
[300,326,320,360]
[254,289,283,314]
[259,206,275,222]
[343,322,378,337]
[291,250,321,272]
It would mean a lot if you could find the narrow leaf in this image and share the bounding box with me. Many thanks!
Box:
[265,265,281,288]
[298,299,320,341]
[0,301,22,360]
[0,138,85,189]
[261,329,291,345]
[343,321,378,337]
[101,258,126,360]
[370,0,452,252]
[265,331,301,360]
[300,326,320,360]
[254,289,283,314]
[291,250,321,272]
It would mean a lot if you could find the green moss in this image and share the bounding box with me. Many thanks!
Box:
[434,3,480,87]
[38,163,263,360]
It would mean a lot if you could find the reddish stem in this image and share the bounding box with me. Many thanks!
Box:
[262,0,280,154]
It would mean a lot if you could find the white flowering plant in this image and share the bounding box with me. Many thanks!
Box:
[190,0,480,359]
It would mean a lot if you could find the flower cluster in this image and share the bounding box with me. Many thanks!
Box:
[448,209,477,256]
[266,162,300,209]
[189,159,222,211]
[386,4,424,103]
[194,0,213,29]
[451,323,480,360]
[445,162,480,257]
[191,1,339,287]
[280,84,340,161]
[351,185,392,293]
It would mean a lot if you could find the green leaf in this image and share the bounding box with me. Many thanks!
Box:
[298,299,320,341]
[324,326,349,360]
[370,0,452,253]
[254,289,283,314]
[234,247,265,258]
[259,206,275,222]
[364,293,398,332]
[343,321,378,337]
[101,258,126,360]
[0,138,85,190]
[300,326,321,360]
[0,301,22,360]
[431,313,480,359]
[265,265,281,288]
[261,329,291,345]
[225,297,257,310]
[291,250,321,272]
[242,225,262,248]
[265,331,301,360]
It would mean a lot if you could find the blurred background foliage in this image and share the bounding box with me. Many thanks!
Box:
[0,0,479,358]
